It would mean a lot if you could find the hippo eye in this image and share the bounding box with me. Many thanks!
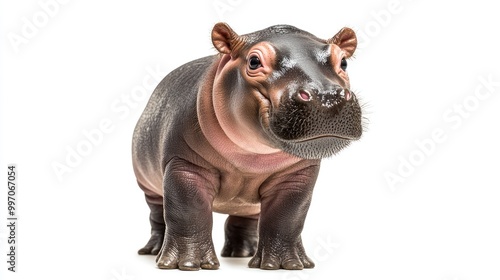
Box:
[248,56,262,70]
[340,58,348,71]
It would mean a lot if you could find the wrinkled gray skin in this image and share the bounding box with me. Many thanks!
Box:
[132,23,362,271]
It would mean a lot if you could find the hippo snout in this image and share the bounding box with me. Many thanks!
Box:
[268,84,362,159]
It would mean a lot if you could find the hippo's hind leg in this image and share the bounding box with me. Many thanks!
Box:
[221,215,258,257]
[138,191,165,255]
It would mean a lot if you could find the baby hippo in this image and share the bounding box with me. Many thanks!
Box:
[132,22,362,270]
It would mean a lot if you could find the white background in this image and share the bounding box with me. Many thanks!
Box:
[1,0,500,279]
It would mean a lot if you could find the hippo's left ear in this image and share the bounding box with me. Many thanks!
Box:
[328,27,357,58]
[211,22,244,55]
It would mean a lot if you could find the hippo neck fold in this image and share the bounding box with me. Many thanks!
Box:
[196,56,302,172]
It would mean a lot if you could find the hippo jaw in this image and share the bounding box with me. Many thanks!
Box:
[276,137,353,159]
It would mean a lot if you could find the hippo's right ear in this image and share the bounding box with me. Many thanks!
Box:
[211,23,243,55]
[328,27,357,58]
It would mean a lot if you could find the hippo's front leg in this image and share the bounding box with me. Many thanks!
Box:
[249,164,320,270]
[156,157,220,270]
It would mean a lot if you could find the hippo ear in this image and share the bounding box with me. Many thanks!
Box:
[211,22,242,55]
[328,27,357,58]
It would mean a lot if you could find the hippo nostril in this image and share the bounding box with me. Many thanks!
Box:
[344,89,351,101]
[298,90,312,101]
[334,87,351,101]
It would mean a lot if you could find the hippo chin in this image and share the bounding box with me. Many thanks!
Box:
[132,22,363,271]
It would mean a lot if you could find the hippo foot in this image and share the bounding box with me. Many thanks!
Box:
[248,239,315,270]
[221,215,258,257]
[138,229,165,255]
[156,234,220,271]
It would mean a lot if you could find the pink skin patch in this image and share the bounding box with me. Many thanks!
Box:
[299,90,312,101]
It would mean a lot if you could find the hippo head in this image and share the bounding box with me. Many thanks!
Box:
[211,23,363,159]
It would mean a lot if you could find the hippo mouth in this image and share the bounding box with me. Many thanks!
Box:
[295,134,360,143]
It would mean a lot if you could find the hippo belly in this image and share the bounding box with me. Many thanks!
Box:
[211,174,262,216]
